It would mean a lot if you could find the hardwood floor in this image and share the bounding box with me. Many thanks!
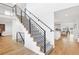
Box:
[49,34,79,55]
[0,36,36,55]
[2,34,79,55]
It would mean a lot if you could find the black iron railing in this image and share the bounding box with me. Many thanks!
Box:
[0,3,13,16]
[30,18,46,53]
[0,3,54,54]
[16,32,25,45]
[0,3,13,8]
[0,3,25,45]
[14,5,46,54]
[25,8,54,32]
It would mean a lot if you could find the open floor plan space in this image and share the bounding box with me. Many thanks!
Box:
[50,35,79,55]
[53,4,79,55]
[1,3,79,55]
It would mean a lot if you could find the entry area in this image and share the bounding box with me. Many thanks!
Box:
[0,36,36,55]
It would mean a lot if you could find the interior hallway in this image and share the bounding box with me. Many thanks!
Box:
[49,33,79,55]
[0,36,36,55]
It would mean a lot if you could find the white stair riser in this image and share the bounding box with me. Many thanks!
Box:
[19,19,44,55]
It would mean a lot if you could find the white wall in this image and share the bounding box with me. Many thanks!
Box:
[3,22,12,36]
[16,3,26,11]
[0,22,12,36]
[54,5,79,41]
[12,17,25,40]
[0,15,12,36]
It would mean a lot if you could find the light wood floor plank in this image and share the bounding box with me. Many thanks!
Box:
[49,35,79,55]
[0,36,36,55]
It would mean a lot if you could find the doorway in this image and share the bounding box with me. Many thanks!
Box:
[0,24,5,36]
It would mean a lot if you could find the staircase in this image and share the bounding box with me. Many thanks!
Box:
[14,6,53,54]
[0,3,54,55]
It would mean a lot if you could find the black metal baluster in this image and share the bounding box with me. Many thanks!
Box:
[24,8,26,13]
[29,18,31,34]
[16,32,25,46]
[15,5,17,15]
[16,32,18,42]
[21,10,22,22]
[44,30,46,54]
[19,32,25,45]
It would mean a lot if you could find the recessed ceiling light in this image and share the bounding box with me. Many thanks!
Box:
[65,14,68,16]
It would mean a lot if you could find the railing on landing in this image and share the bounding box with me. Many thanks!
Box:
[0,3,25,45]
[0,3,13,8]
[0,3,16,16]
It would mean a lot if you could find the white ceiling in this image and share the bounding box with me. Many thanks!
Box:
[0,3,14,11]
[0,3,79,24]
[55,5,79,23]
[0,3,79,11]
[54,3,79,12]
